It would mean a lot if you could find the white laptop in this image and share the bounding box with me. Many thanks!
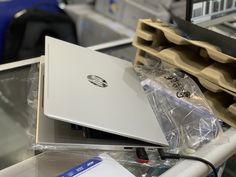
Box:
[44,37,168,147]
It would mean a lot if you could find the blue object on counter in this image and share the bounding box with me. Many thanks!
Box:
[57,157,103,177]
[0,0,60,61]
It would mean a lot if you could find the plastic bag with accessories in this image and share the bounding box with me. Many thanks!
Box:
[134,56,222,154]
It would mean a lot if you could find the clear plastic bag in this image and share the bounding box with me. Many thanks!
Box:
[0,62,39,170]
[135,58,222,154]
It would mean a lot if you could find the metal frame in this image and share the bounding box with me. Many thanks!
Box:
[186,0,193,21]
[197,12,236,27]
[88,38,133,51]
[0,57,41,71]
[160,128,236,177]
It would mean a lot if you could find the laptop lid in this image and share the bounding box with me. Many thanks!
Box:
[44,37,168,147]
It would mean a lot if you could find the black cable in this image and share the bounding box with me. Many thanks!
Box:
[158,149,218,177]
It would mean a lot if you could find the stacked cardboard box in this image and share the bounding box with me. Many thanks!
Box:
[133,19,236,128]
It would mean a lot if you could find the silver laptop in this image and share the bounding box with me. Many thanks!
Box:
[44,37,168,147]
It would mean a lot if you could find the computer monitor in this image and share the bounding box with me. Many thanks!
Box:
[186,0,236,24]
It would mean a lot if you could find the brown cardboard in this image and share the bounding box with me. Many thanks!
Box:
[228,103,236,115]
[198,78,236,97]
[204,91,236,128]
[133,20,236,128]
[163,61,236,128]
[134,49,157,66]
[162,59,236,128]
[160,59,236,98]
[137,19,236,63]
[133,20,236,94]
[133,40,236,94]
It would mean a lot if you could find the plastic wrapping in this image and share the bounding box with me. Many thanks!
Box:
[0,149,172,177]
[134,58,222,154]
[0,63,39,170]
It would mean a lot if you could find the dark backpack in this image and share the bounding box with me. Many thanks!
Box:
[2,8,77,63]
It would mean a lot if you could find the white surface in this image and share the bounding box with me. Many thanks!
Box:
[160,128,236,177]
[44,37,168,146]
[77,153,135,177]
[0,151,135,177]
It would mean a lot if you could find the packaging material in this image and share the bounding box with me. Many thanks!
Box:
[64,4,133,46]
[137,61,236,128]
[121,0,170,30]
[133,19,236,128]
[203,91,236,128]
[134,60,221,154]
[0,61,39,170]
[133,19,236,64]
[162,61,236,128]
[0,150,172,177]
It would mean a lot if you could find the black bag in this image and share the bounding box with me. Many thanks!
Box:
[2,8,77,63]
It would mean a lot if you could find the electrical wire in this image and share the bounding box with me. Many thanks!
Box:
[158,149,218,177]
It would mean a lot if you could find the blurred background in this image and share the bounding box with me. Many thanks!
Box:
[0,0,235,176]
[1,0,236,63]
